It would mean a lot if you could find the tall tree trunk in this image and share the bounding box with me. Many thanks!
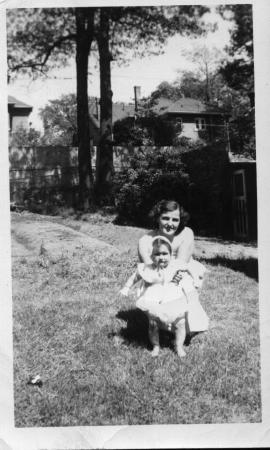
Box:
[96,8,114,203]
[76,8,95,210]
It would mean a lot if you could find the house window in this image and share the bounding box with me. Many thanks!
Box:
[195,118,206,130]
[175,117,182,133]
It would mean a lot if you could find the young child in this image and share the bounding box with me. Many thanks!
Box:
[120,236,209,358]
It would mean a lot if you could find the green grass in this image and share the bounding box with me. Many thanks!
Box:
[12,216,261,426]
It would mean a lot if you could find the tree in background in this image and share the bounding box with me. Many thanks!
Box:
[94,5,209,201]
[75,8,96,208]
[219,4,254,95]
[7,6,210,206]
[148,81,183,104]
[177,71,206,100]
[218,4,255,158]
[7,7,96,209]
[39,94,77,146]
[180,42,227,102]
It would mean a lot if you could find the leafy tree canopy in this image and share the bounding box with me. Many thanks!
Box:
[7,6,209,80]
[39,94,77,145]
[218,4,254,94]
[7,8,76,80]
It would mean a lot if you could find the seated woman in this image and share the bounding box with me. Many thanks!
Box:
[121,235,204,357]
[137,200,209,335]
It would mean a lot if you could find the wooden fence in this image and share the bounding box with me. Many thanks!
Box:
[9,145,136,205]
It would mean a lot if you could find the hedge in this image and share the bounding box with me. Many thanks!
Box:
[113,143,231,237]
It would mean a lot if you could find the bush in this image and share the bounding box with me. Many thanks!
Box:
[113,114,183,146]
[22,186,79,215]
[114,143,230,236]
[113,117,153,146]
[114,147,191,227]
[9,125,42,147]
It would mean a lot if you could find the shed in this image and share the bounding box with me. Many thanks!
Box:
[229,154,257,240]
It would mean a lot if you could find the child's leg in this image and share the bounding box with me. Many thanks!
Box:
[175,316,186,357]
[148,316,160,357]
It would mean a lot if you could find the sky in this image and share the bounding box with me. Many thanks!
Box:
[8,8,234,131]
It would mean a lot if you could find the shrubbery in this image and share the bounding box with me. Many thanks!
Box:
[114,143,230,236]
[113,113,184,146]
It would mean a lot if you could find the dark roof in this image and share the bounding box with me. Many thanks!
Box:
[112,102,135,122]
[152,97,230,116]
[8,95,32,109]
[89,99,135,124]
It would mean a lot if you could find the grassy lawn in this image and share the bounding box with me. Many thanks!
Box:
[12,212,261,426]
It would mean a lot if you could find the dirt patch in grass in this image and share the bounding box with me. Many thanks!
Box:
[11,212,118,259]
[11,211,257,260]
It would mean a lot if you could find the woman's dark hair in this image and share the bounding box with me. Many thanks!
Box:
[149,200,190,234]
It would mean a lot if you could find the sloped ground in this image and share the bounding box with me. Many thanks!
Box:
[11,211,257,260]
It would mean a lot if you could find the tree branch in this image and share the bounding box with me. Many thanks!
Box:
[9,33,76,73]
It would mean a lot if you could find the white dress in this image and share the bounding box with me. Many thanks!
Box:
[132,261,209,332]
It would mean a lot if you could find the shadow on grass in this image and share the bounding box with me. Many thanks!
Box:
[116,308,150,349]
[115,308,195,350]
[200,256,258,281]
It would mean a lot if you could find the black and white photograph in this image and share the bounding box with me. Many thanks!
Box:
[1,0,270,448]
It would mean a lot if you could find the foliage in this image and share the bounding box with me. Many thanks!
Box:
[22,186,79,215]
[180,42,227,102]
[9,125,42,147]
[39,94,77,146]
[95,5,210,197]
[114,147,191,226]
[7,6,210,204]
[148,81,183,103]
[113,117,154,146]
[218,4,254,93]
[7,8,76,80]
[114,143,230,236]
[177,71,206,100]
[227,94,255,159]
[218,4,255,158]
[106,6,209,64]
[7,7,96,209]
[113,113,183,146]
[148,71,231,106]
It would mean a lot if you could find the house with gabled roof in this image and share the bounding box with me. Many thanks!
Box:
[151,96,230,143]
[8,95,33,133]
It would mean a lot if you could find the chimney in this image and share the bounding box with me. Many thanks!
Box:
[134,86,141,112]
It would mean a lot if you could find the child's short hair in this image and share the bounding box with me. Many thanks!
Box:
[152,235,172,254]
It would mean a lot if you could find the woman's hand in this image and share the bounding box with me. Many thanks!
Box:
[172,270,184,284]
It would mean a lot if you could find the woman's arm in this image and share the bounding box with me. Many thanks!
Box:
[138,235,153,264]
[175,228,194,263]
